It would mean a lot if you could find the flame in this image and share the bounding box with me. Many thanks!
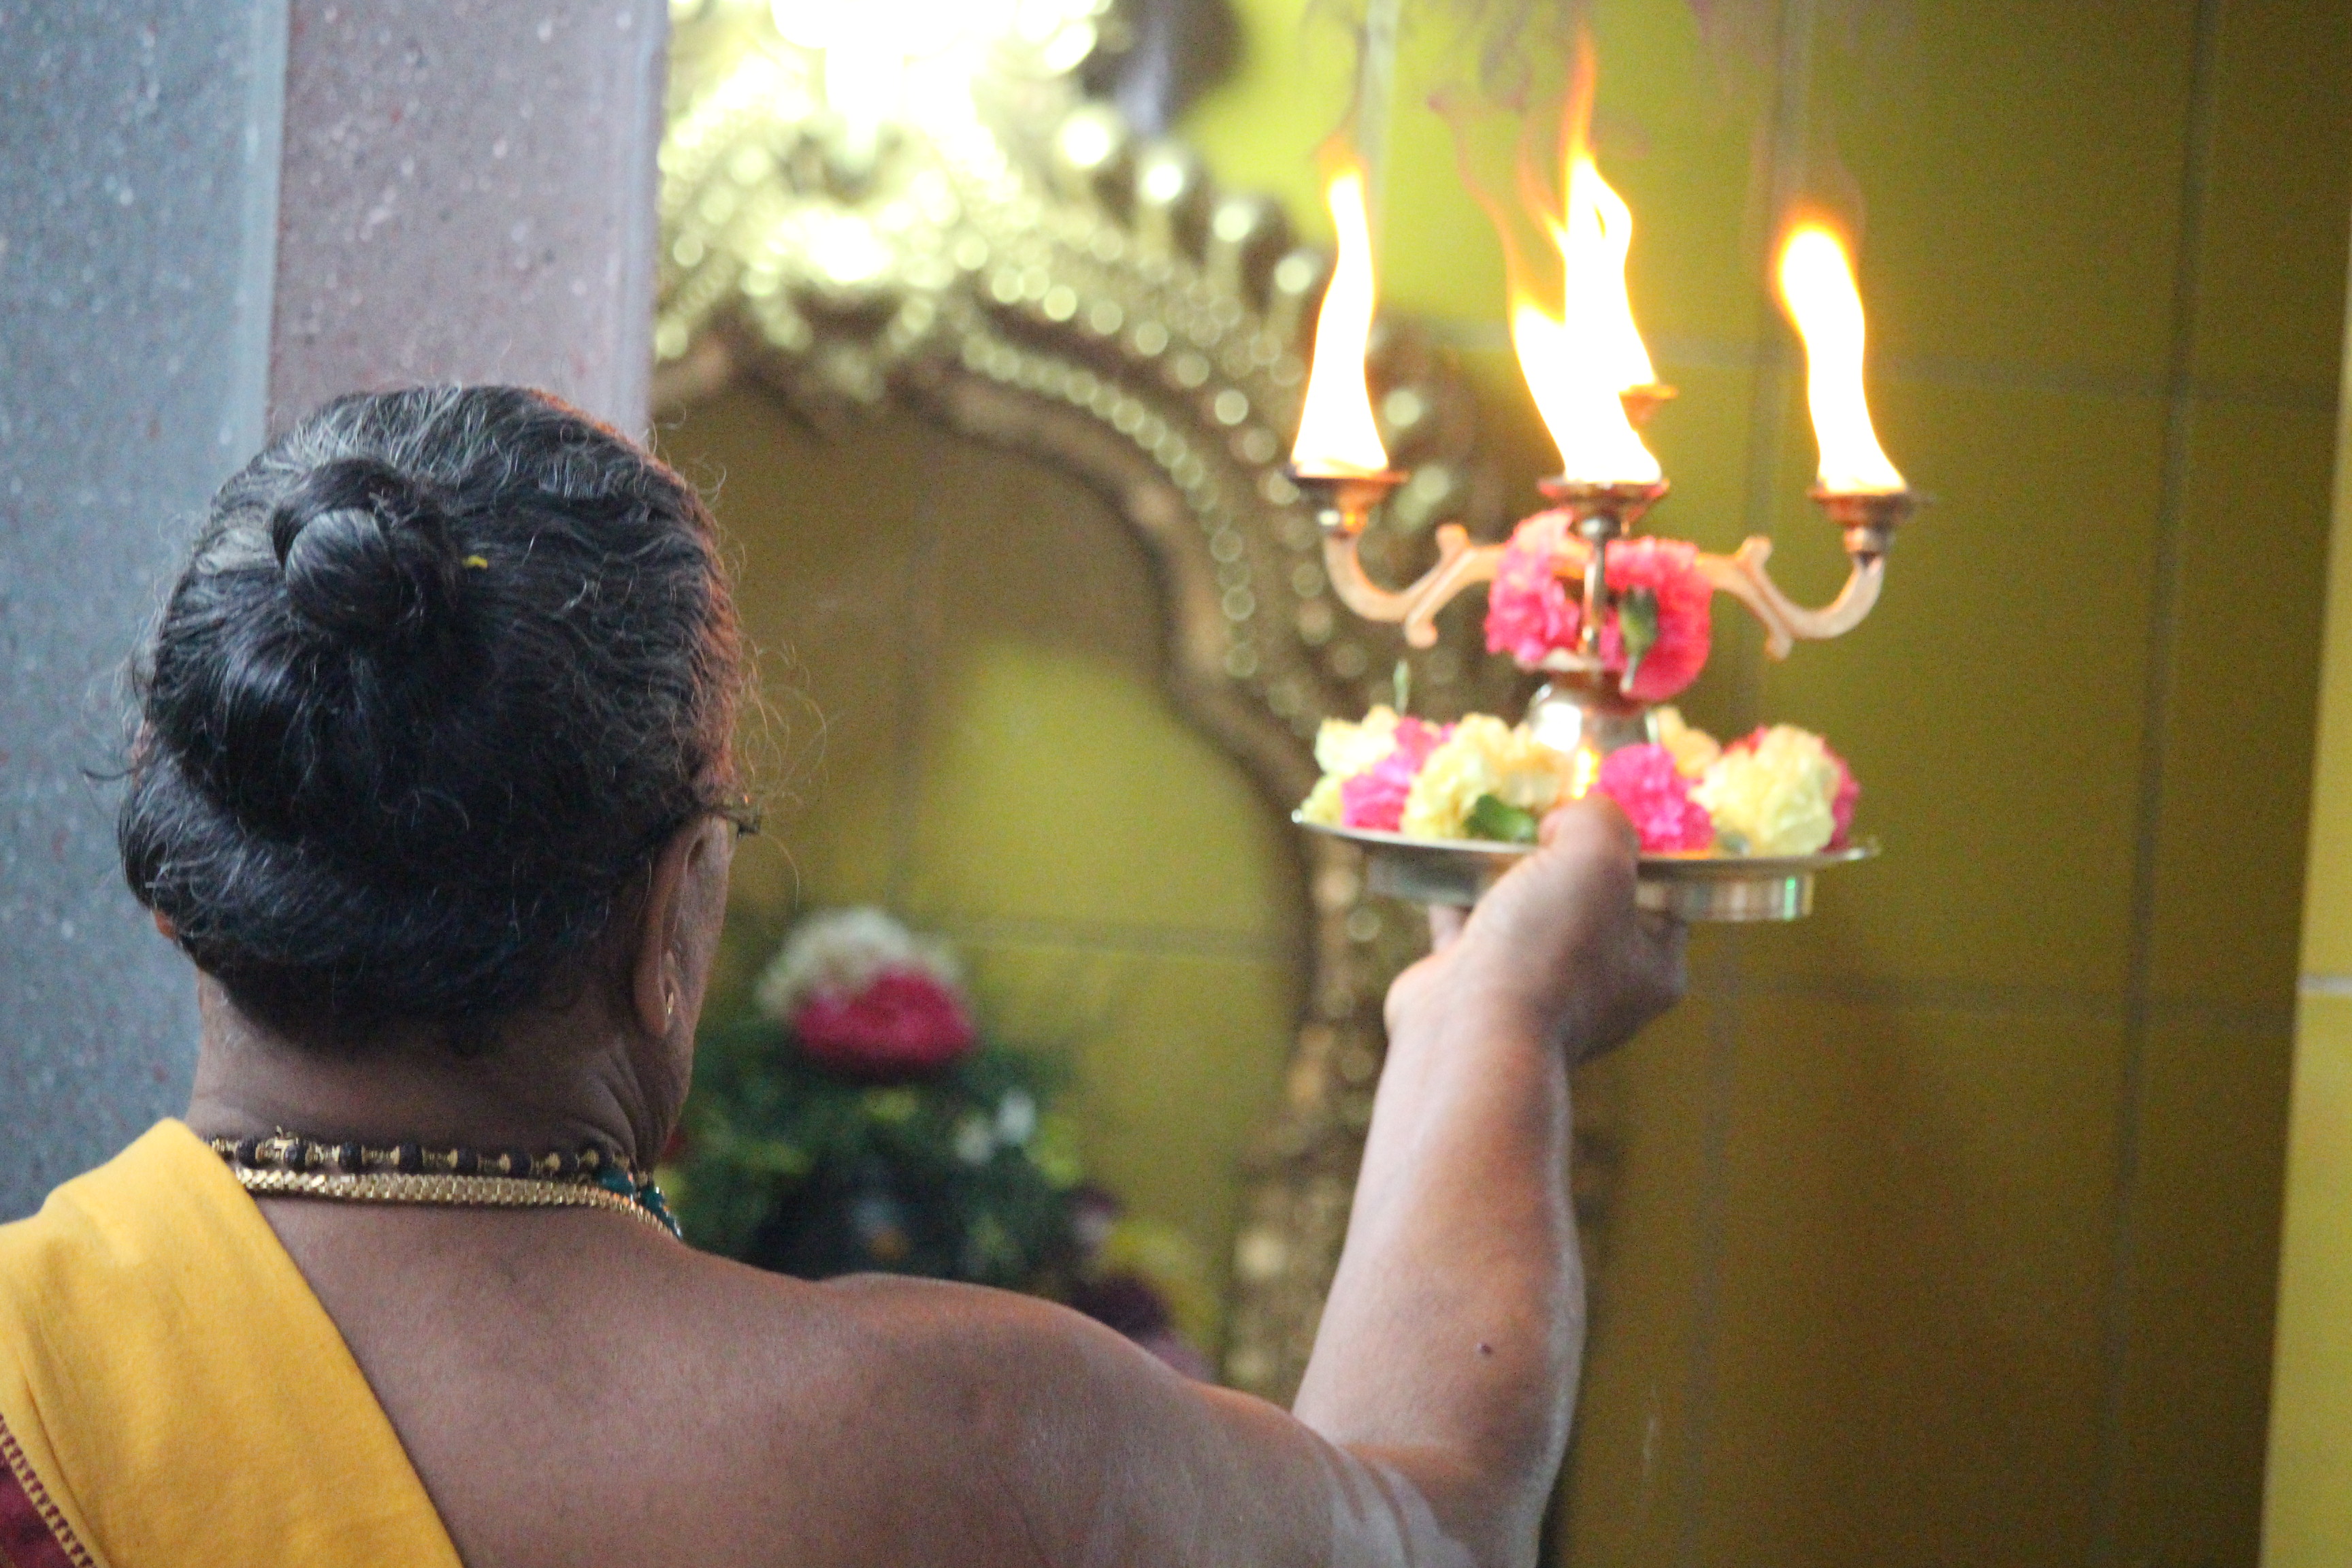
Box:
[1776,223,1905,493]
[1501,42,1660,486]
[1290,165,1389,476]
[1554,158,1654,393]
[1512,150,1662,485]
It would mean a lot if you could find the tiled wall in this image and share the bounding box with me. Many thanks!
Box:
[2260,171,2352,1568]
[1186,0,2347,1562]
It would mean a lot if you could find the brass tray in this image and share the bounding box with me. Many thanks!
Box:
[1297,817,1880,921]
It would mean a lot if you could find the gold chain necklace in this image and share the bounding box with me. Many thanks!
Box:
[210,1134,683,1240]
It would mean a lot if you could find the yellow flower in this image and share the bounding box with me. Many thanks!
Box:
[1650,705,1721,779]
[1313,705,1401,777]
[1690,724,1840,855]
[1298,771,1348,826]
[1401,716,1574,839]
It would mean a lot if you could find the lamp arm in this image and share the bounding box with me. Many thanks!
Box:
[1319,524,1886,660]
[1692,536,1886,660]
[1322,523,1505,649]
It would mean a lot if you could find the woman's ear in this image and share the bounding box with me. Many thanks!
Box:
[630,817,736,1043]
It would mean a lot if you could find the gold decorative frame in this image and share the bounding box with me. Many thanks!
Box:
[654,0,1614,1399]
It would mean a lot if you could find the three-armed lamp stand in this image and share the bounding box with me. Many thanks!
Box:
[1286,180,1918,921]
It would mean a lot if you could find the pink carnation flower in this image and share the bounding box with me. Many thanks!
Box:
[1337,717,1448,832]
[794,967,978,1079]
[1828,749,1859,848]
[1595,744,1716,853]
[1483,512,1714,701]
[1482,513,1580,668]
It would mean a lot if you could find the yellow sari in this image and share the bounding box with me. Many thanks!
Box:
[0,1122,461,1567]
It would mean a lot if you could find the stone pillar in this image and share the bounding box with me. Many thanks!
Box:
[0,0,667,1218]
[269,0,666,434]
[0,0,289,1218]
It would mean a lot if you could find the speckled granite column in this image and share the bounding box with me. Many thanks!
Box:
[268,0,666,434]
[0,0,289,1218]
[1,0,668,1218]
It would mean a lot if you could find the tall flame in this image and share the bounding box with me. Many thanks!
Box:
[1501,42,1660,486]
[1776,223,1904,493]
[1513,150,1662,485]
[1290,166,1389,476]
[1552,157,1654,394]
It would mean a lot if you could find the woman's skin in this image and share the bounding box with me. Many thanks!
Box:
[184,796,1684,1568]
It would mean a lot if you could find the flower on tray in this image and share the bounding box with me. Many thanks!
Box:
[1401,715,1578,840]
[1313,704,1404,776]
[1595,743,1717,853]
[1301,709,1576,841]
[1651,704,1721,779]
[1299,705,1860,860]
[1689,724,1858,856]
[1299,707,1452,834]
[1341,717,1448,832]
[1483,513,1714,701]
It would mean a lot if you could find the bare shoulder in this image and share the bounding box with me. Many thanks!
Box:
[641,1248,1339,1567]
[649,1240,1120,1388]
[653,1244,1195,1446]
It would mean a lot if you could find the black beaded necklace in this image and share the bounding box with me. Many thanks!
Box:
[210,1133,682,1239]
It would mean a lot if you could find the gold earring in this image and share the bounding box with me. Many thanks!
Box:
[663,987,678,1030]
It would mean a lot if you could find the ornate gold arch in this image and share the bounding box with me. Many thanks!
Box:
[653,0,1608,1399]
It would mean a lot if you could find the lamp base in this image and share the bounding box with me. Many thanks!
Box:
[1526,673,1650,764]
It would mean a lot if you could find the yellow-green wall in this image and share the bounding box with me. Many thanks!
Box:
[1186,0,2344,1563]
[659,394,1307,1341]
[2261,203,2352,1565]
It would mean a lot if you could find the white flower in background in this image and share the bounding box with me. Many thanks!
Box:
[1691,724,1840,855]
[994,1090,1038,1147]
[755,906,964,1024]
[953,1115,997,1166]
[1650,705,1722,779]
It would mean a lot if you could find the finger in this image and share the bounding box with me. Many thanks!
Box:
[1426,904,1467,950]
[1584,792,1642,855]
[1541,791,1640,858]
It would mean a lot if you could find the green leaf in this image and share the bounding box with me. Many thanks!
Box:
[738,1137,813,1178]
[1467,793,1541,844]
[1618,587,1660,689]
[862,1087,922,1124]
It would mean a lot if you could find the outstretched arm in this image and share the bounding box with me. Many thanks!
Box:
[844,798,1684,1568]
[1292,797,1684,1561]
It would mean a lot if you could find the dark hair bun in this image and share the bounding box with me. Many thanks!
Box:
[270,457,462,647]
[120,387,746,1047]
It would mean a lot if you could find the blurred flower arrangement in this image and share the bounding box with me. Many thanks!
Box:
[671,908,1211,1377]
[1299,704,1859,858]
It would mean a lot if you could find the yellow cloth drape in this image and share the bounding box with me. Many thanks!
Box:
[0,1122,461,1567]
